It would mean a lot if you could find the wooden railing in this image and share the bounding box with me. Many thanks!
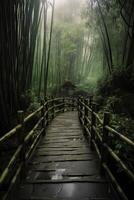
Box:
[1,96,134,200]
[0,97,76,200]
[78,97,134,200]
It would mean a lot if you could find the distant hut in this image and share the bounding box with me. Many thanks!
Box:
[60,80,76,96]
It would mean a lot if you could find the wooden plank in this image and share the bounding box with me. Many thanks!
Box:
[37,147,85,150]
[38,144,88,148]
[30,157,95,164]
[16,111,114,200]
[44,136,83,140]
[35,152,92,156]
[28,160,100,173]
[26,179,108,184]
[20,197,110,200]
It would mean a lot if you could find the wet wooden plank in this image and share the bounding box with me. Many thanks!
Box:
[28,160,100,172]
[17,111,114,200]
[21,198,111,200]
[35,152,91,156]
[18,182,113,200]
[30,157,95,164]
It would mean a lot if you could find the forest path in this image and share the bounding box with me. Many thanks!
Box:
[17,111,115,200]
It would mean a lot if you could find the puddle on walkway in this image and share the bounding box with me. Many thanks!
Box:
[51,169,66,180]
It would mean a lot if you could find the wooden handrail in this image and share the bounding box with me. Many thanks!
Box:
[0,145,22,187]
[54,103,64,108]
[0,96,78,198]
[105,125,134,147]
[85,116,91,126]
[0,124,22,145]
[85,104,92,112]
[2,164,23,200]
[26,128,44,160]
[104,143,134,181]
[79,97,134,145]
[0,106,43,145]
[25,117,44,143]
[24,106,43,123]
[0,98,73,145]
[103,163,128,200]
[78,96,134,200]
[1,96,133,199]
[92,125,102,142]
[93,112,103,125]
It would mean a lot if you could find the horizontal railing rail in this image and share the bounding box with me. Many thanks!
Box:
[2,95,133,200]
[78,96,134,200]
[0,97,77,200]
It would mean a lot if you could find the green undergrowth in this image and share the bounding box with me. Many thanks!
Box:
[96,66,134,139]
[95,66,134,178]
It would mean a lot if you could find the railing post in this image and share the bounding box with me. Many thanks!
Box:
[52,97,55,119]
[81,97,84,120]
[90,96,93,108]
[63,97,65,112]
[101,112,111,173]
[84,99,88,127]
[78,96,80,117]
[83,98,89,137]
[79,97,83,122]
[41,100,45,128]
[45,97,49,126]
[90,103,97,149]
[72,97,74,111]
[17,110,25,178]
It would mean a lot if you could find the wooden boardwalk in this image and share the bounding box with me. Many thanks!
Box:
[17,111,115,200]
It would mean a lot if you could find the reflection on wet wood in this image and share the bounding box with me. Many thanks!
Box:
[17,112,115,200]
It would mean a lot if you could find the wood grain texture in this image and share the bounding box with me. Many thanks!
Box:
[17,111,115,200]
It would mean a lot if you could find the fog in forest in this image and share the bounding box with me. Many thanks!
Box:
[0,0,134,139]
[44,0,103,94]
[0,1,134,199]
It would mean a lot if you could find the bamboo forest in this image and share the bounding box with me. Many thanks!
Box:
[0,0,134,200]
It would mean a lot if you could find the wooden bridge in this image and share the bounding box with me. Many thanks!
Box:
[0,97,134,200]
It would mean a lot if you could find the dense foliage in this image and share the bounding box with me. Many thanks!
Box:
[0,0,45,132]
[0,0,134,133]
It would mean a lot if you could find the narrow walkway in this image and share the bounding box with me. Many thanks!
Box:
[18,112,114,200]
